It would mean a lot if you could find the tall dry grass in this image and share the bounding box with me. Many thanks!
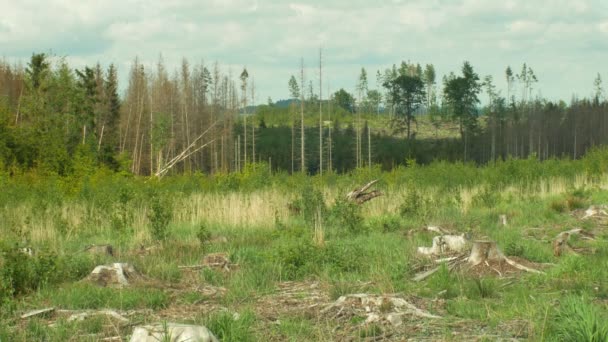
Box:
[4,172,607,246]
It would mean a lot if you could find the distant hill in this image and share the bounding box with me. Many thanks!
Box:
[273,99,299,108]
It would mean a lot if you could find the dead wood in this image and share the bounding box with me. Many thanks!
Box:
[84,244,114,257]
[426,225,452,235]
[321,293,441,325]
[85,263,139,287]
[467,240,543,274]
[414,240,543,280]
[553,228,595,257]
[581,205,608,219]
[180,253,236,272]
[21,307,55,319]
[499,214,508,226]
[417,234,470,256]
[346,180,382,204]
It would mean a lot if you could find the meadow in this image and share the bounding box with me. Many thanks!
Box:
[1,149,608,341]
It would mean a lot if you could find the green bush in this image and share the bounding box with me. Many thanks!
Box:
[472,185,500,208]
[274,240,319,280]
[550,199,568,213]
[329,198,365,233]
[289,185,326,226]
[0,245,95,304]
[367,215,402,233]
[399,187,431,218]
[196,222,212,245]
[148,192,172,241]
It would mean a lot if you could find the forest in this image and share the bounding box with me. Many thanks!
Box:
[1,53,607,177]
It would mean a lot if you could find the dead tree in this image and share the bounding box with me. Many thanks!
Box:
[346,179,382,204]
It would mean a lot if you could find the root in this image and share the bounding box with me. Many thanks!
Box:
[553,228,595,257]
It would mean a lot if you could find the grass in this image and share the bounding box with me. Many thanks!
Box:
[1,153,608,340]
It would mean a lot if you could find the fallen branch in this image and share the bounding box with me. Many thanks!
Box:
[346,180,382,204]
[178,265,206,270]
[553,228,595,257]
[21,308,55,319]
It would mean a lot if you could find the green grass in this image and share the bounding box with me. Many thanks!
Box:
[35,283,169,310]
[1,152,608,340]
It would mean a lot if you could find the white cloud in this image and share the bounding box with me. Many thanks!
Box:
[508,20,543,34]
[1,0,607,102]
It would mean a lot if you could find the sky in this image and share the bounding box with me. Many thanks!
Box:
[1,0,607,104]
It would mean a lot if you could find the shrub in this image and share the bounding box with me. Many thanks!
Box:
[472,186,500,208]
[111,185,134,233]
[399,187,431,218]
[565,195,587,210]
[321,241,366,273]
[148,192,172,241]
[289,185,326,226]
[274,240,319,280]
[367,215,402,233]
[196,222,212,245]
[0,245,94,303]
[550,199,568,213]
[329,198,365,234]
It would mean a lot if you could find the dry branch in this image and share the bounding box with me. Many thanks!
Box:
[346,180,382,204]
[553,228,595,257]
[21,307,55,319]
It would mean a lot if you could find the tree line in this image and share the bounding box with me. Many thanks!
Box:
[1,53,607,177]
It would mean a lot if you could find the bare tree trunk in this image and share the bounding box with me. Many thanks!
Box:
[319,48,323,176]
[243,113,247,165]
[368,124,371,169]
[251,78,256,167]
[291,109,295,173]
[121,107,131,153]
[328,82,332,172]
[14,85,23,125]
[300,58,305,173]
[150,98,153,175]
[98,125,105,151]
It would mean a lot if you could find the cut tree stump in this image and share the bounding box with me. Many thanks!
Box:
[467,241,503,266]
[467,240,543,274]
[417,234,470,256]
[130,323,219,342]
[346,180,382,204]
[414,240,543,281]
[85,263,139,287]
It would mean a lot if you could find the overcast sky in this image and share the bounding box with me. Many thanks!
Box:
[1,0,607,104]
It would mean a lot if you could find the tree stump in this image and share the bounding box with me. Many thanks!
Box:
[468,241,504,266]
